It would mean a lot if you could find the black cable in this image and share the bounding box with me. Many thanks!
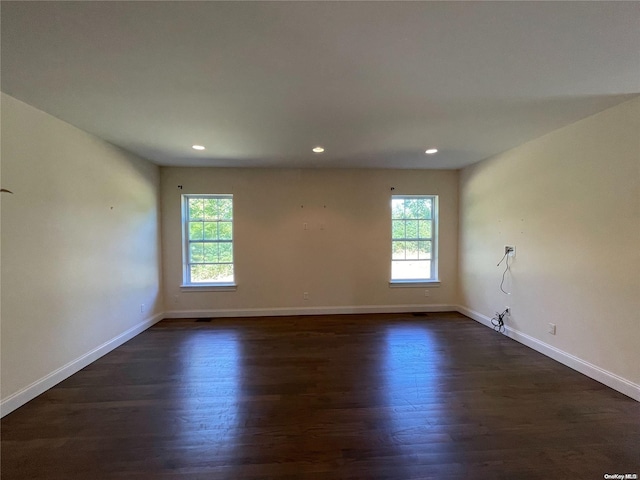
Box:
[491,309,508,333]
[493,250,512,332]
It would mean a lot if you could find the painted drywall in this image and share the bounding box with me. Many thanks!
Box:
[459,96,640,389]
[1,93,163,410]
[161,168,458,314]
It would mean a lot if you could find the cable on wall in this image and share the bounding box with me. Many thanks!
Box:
[497,251,512,295]
[491,309,509,333]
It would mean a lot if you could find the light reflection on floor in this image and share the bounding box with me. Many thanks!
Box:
[384,326,445,451]
[177,330,240,460]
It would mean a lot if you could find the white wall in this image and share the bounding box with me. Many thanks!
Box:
[1,93,163,414]
[459,97,640,399]
[161,168,458,316]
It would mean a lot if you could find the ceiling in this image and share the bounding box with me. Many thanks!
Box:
[2,1,639,170]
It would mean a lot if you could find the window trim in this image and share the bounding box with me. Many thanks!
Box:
[179,284,237,292]
[390,194,439,284]
[388,280,441,288]
[181,194,236,287]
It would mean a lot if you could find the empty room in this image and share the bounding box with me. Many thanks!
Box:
[1,1,638,479]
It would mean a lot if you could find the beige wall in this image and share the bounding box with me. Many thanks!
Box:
[459,96,640,387]
[1,93,163,407]
[161,168,458,314]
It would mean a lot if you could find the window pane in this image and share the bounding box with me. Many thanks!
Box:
[189,242,204,263]
[405,220,418,239]
[203,222,218,240]
[404,199,421,218]
[203,199,219,221]
[219,199,233,220]
[418,241,432,259]
[392,220,405,239]
[424,199,432,220]
[391,198,405,219]
[189,222,204,241]
[418,220,432,238]
[203,243,218,263]
[412,199,427,218]
[392,260,431,280]
[406,241,419,259]
[190,264,234,284]
[189,198,204,220]
[216,263,234,282]
[190,265,208,283]
[219,243,233,263]
[219,222,233,240]
[392,241,406,260]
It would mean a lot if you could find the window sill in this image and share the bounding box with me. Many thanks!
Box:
[389,280,441,288]
[180,284,237,292]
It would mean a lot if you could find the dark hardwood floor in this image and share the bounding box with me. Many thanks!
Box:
[2,312,638,479]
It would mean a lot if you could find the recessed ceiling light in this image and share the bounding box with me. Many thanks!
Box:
[312,146,325,153]
[192,145,206,151]
[425,148,438,155]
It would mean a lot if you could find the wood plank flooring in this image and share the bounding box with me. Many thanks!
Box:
[2,312,638,479]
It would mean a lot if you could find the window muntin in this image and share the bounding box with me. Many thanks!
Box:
[182,195,234,285]
[391,195,437,281]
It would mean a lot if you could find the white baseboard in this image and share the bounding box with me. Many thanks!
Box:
[163,303,457,319]
[456,305,640,402]
[0,312,164,418]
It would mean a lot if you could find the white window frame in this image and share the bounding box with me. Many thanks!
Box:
[390,194,439,285]
[181,194,236,288]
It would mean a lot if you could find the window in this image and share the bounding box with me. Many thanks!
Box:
[391,195,438,282]
[182,194,234,286]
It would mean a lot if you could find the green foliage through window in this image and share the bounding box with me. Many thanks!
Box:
[391,196,437,281]
[184,195,234,284]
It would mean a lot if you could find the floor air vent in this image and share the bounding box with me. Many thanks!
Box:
[195,318,213,323]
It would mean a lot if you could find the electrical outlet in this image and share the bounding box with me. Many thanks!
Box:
[173,295,179,304]
[548,323,556,335]
[140,304,145,314]
[424,289,430,297]
[303,222,308,230]
[505,245,516,257]
[505,307,510,316]
[303,292,309,300]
